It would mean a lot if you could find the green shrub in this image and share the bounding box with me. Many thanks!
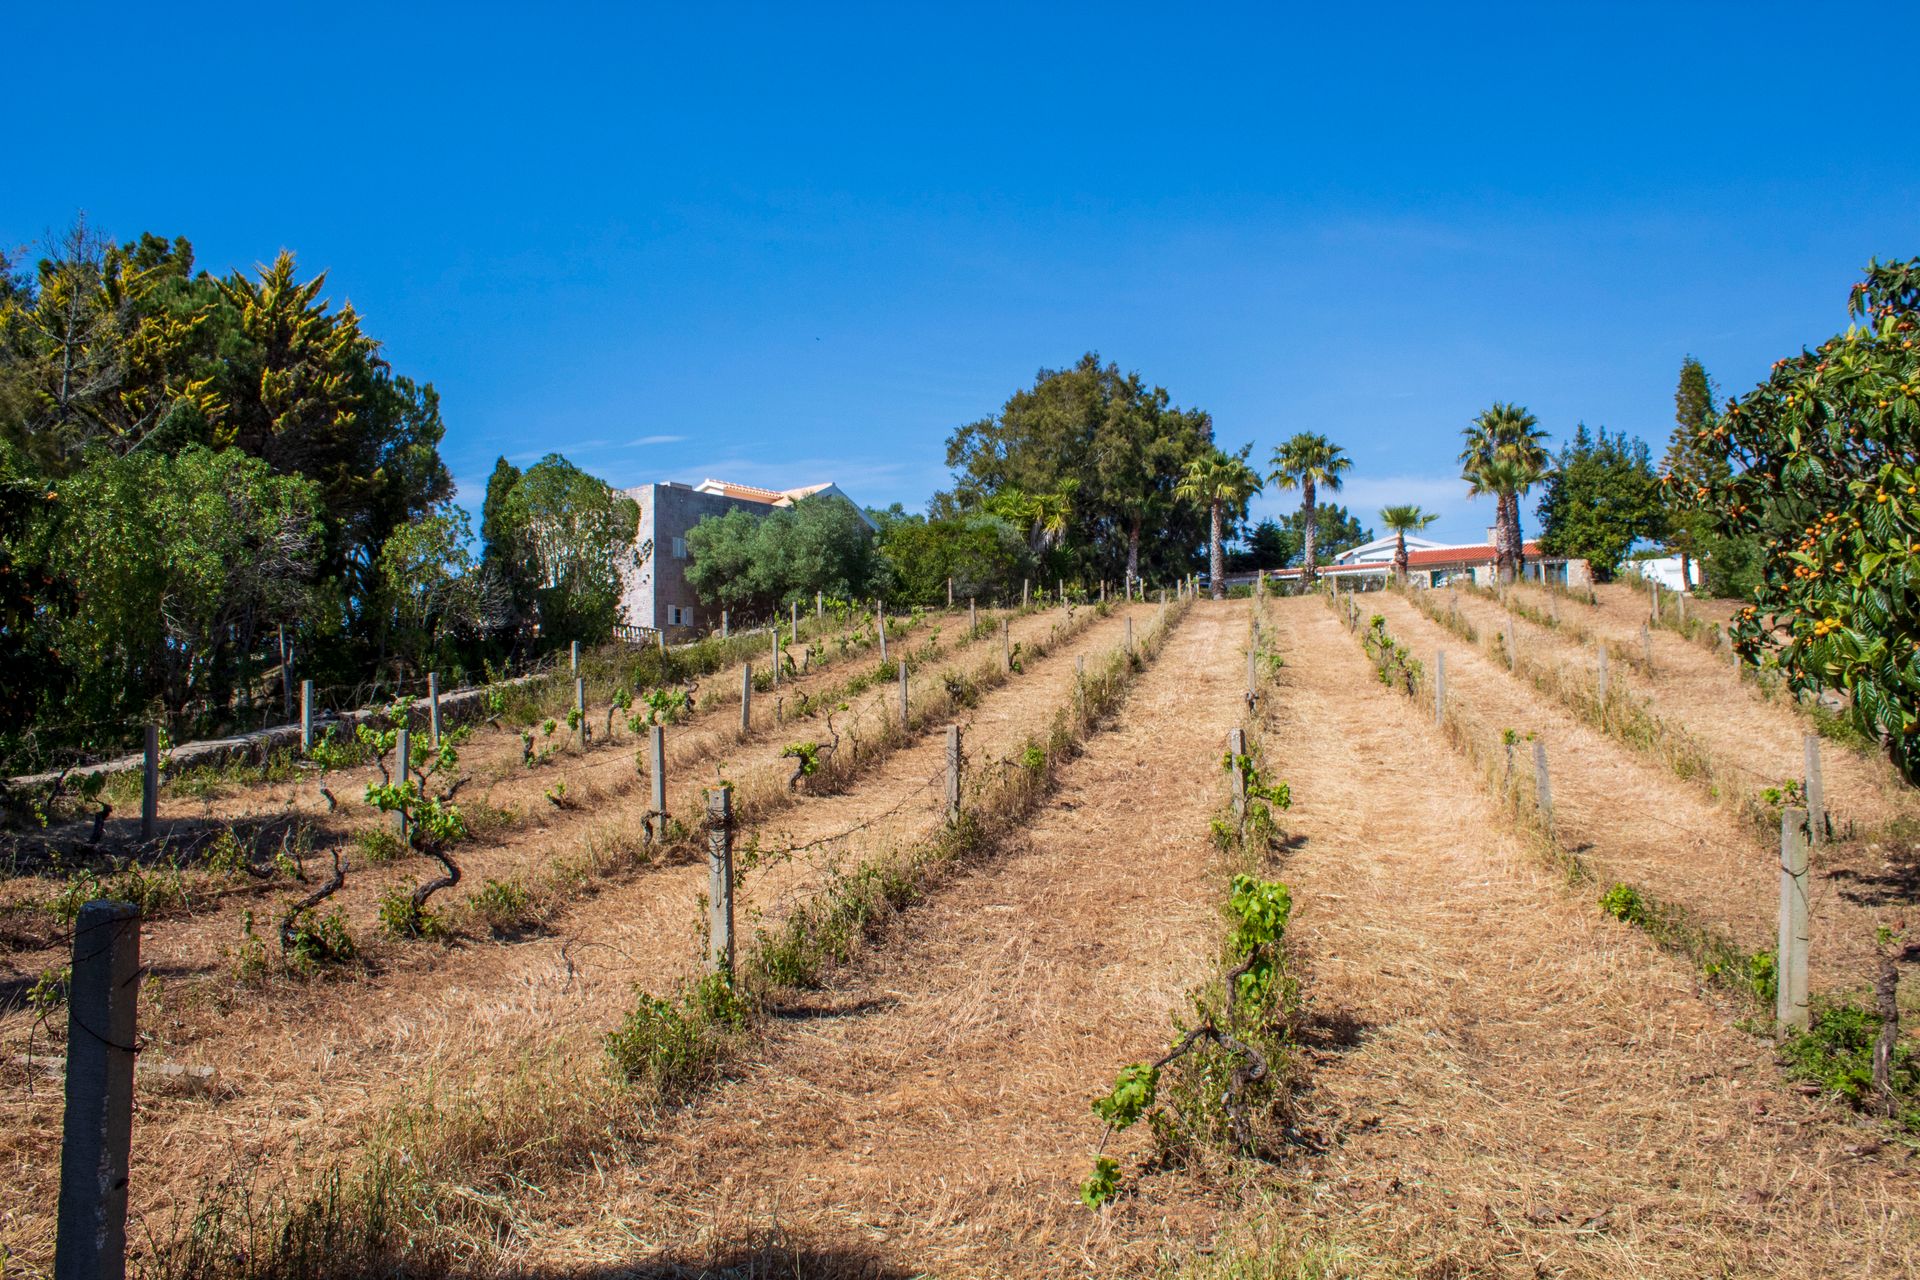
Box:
[468,877,537,936]
[1779,1000,1920,1129]
[604,973,753,1102]
[1599,883,1648,926]
[284,908,357,971]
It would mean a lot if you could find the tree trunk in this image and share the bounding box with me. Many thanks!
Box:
[1494,493,1515,582]
[1126,516,1141,588]
[1676,550,1692,593]
[1210,501,1225,600]
[1509,495,1526,581]
[1393,531,1408,583]
[1302,480,1318,580]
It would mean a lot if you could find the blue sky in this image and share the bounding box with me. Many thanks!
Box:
[7,2,1916,545]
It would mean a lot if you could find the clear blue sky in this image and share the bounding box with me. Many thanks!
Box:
[8,2,1916,545]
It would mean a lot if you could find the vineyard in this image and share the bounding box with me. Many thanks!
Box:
[3,585,1918,1279]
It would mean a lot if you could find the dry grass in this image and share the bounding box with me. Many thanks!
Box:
[0,603,1153,1278]
[1190,598,1920,1278]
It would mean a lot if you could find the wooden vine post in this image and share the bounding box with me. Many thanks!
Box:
[54,900,141,1280]
[300,680,315,753]
[1532,739,1552,833]
[1228,728,1247,823]
[1804,734,1826,844]
[428,672,442,748]
[791,601,799,644]
[898,660,910,729]
[707,784,734,975]
[740,664,752,735]
[878,609,888,663]
[945,726,962,824]
[141,724,159,841]
[574,678,587,752]
[1777,807,1811,1032]
[649,726,667,843]
[771,627,781,686]
[1002,618,1012,671]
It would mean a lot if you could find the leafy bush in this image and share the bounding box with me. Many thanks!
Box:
[1779,1000,1919,1129]
[604,973,753,1102]
[283,907,357,971]
[1599,883,1648,926]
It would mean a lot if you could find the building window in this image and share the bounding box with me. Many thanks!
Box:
[667,605,690,627]
[671,536,687,559]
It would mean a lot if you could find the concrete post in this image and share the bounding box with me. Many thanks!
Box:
[707,785,734,975]
[1777,807,1811,1032]
[740,664,752,734]
[791,601,799,644]
[649,726,667,843]
[1435,650,1446,724]
[1058,578,1065,607]
[1229,728,1247,823]
[1100,580,1106,604]
[54,900,140,1280]
[1023,578,1029,607]
[1125,616,1134,655]
[721,608,729,639]
[300,680,314,753]
[1650,577,1659,622]
[428,672,442,748]
[1533,739,1552,831]
[878,610,888,663]
[1505,615,1517,670]
[899,659,910,729]
[945,726,962,824]
[394,727,411,843]
[1804,735,1825,844]
[141,724,158,841]
[571,640,579,674]
[574,678,587,750]
[771,628,781,686]
[947,577,953,607]
[816,590,823,622]
[1247,647,1257,706]
[969,598,977,634]
[1641,623,1653,672]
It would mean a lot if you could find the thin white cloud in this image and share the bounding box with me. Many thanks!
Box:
[625,434,686,447]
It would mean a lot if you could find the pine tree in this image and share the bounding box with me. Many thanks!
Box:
[1660,356,1728,589]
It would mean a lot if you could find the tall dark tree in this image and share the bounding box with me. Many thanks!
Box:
[1661,356,1730,590]
[1536,425,1664,581]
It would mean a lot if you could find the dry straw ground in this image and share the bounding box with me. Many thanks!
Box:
[3,596,1917,1279]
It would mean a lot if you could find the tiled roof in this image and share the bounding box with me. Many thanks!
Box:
[698,479,787,503]
[1404,541,1542,568]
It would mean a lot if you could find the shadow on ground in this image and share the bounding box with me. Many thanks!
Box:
[503,1243,924,1280]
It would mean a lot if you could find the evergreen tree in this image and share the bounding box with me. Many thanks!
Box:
[1536,425,1664,580]
[1660,356,1728,589]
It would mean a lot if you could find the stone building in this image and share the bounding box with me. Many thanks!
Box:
[616,478,871,636]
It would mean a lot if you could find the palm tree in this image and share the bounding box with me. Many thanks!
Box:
[1175,451,1263,600]
[1268,433,1351,580]
[1378,504,1439,582]
[1459,403,1549,580]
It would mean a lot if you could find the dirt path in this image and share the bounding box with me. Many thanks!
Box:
[1493,580,1917,834]
[486,599,1250,1278]
[0,605,1153,1275]
[1235,597,1915,1277]
[1371,590,1905,1008]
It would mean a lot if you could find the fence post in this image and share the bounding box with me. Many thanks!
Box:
[947,577,953,608]
[945,726,962,824]
[54,900,140,1280]
[428,672,442,748]
[1100,580,1106,604]
[791,601,799,644]
[1777,807,1811,1032]
[1533,739,1553,832]
[878,609,888,663]
[1229,728,1247,822]
[394,727,411,843]
[1002,618,1012,671]
[649,726,667,843]
[1597,646,1609,703]
[707,785,734,975]
[141,724,159,841]
[571,640,579,674]
[1246,647,1257,707]
[721,608,729,639]
[969,598,977,633]
[771,628,781,686]
[1804,735,1826,844]
[300,680,314,753]
[740,664,752,735]
[899,659,910,729]
[1023,578,1029,607]
[1125,616,1134,656]
[1641,623,1654,672]
[816,590,823,622]
[1650,577,1659,622]
[1505,615,1517,670]
[574,678,587,751]
[1058,578,1065,607]
[1434,650,1446,724]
